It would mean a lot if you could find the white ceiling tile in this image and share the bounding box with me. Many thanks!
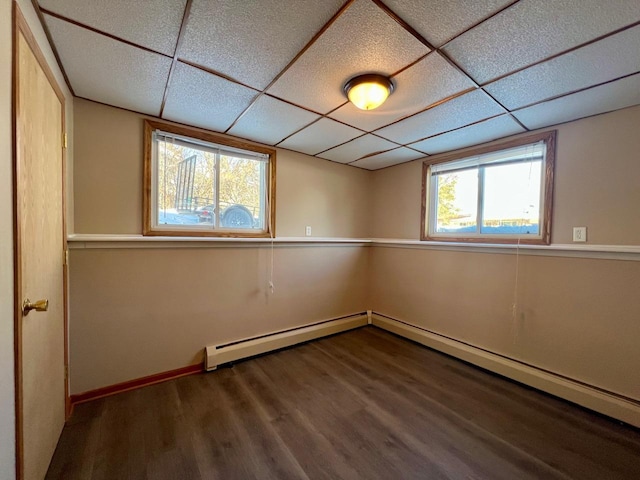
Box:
[513,74,640,130]
[444,0,640,84]
[163,62,258,132]
[329,53,475,131]
[350,148,425,170]
[382,0,515,47]
[318,135,398,164]
[267,0,430,114]
[179,0,344,89]
[40,0,186,55]
[485,26,640,110]
[410,115,525,155]
[44,15,171,115]
[329,102,396,134]
[40,0,640,163]
[227,95,319,146]
[376,90,505,144]
[278,118,363,156]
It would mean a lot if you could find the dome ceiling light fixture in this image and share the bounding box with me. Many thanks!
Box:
[343,74,394,111]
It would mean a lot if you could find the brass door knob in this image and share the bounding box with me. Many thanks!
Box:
[22,298,49,316]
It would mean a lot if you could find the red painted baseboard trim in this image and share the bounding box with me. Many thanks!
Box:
[70,363,204,406]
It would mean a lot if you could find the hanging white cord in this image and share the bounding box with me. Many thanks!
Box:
[269,235,275,294]
[162,136,168,223]
[265,167,275,295]
[511,145,536,344]
[511,236,521,343]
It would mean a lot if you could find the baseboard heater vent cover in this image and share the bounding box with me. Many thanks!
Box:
[371,312,640,428]
[205,313,368,371]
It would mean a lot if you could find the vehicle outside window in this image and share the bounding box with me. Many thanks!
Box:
[143,120,276,237]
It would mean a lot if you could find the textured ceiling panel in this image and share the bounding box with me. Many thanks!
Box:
[318,135,398,164]
[444,0,640,84]
[44,15,171,115]
[40,0,640,168]
[350,148,424,170]
[485,26,640,110]
[163,62,258,132]
[376,89,505,145]
[278,118,362,156]
[39,0,186,56]
[227,95,319,146]
[179,0,344,89]
[267,0,430,114]
[329,52,475,132]
[382,0,515,47]
[513,74,640,129]
[410,115,525,155]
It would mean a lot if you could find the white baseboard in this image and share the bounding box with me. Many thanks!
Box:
[206,313,368,371]
[371,313,640,428]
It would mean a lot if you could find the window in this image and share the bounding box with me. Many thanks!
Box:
[422,131,556,244]
[143,120,276,237]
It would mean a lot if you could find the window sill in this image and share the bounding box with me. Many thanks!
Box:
[66,234,640,260]
[67,234,372,249]
[370,238,640,261]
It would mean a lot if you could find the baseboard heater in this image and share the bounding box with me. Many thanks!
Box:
[371,312,640,428]
[205,313,369,371]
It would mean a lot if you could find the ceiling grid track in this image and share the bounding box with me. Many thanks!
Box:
[403,112,511,148]
[371,0,436,50]
[436,0,522,50]
[223,0,359,135]
[512,70,640,113]
[39,7,170,59]
[478,18,640,87]
[32,0,640,168]
[30,0,75,96]
[367,86,477,134]
[159,0,193,118]
[273,100,352,147]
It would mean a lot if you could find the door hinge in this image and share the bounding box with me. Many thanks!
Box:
[63,249,69,266]
[65,365,68,380]
[63,133,67,149]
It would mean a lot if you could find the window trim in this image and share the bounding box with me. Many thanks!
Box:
[143,119,277,238]
[421,130,556,245]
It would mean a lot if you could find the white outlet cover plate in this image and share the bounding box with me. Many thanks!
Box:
[573,226,587,242]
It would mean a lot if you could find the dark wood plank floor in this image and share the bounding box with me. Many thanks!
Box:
[47,327,640,479]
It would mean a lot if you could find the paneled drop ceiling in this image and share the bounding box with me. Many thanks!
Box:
[38,0,640,170]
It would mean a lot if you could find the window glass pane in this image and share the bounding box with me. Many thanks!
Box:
[481,160,542,235]
[155,138,267,231]
[219,155,263,229]
[146,121,275,237]
[434,169,478,234]
[157,140,216,227]
[423,132,554,244]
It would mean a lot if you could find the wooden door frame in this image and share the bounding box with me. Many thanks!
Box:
[12,3,69,479]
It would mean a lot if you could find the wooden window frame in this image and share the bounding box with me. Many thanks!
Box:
[143,119,276,238]
[421,130,556,245]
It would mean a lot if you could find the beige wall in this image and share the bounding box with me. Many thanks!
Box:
[69,245,369,394]
[70,80,640,410]
[371,105,640,245]
[370,160,422,240]
[552,105,640,244]
[276,149,371,237]
[70,99,372,393]
[370,247,640,400]
[73,98,372,238]
[368,106,640,403]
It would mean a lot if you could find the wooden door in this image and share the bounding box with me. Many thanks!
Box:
[13,7,68,480]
